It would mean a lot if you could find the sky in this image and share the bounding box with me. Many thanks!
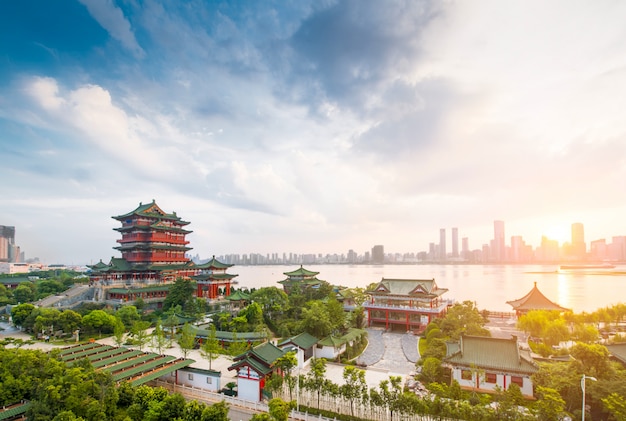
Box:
[1,0,626,265]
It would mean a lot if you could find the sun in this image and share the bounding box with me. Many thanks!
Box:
[544,224,571,244]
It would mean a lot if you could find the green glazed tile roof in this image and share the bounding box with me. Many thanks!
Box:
[367,278,448,297]
[444,335,538,375]
[194,256,233,270]
[229,342,286,375]
[283,265,319,277]
[226,290,251,301]
[318,328,366,347]
[243,342,285,365]
[192,326,267,341]
[55,345,194,387]
[194,273,238,281]
[0,401,32,420]
[113,200,190,225]
[129,358,195,386]
[278,332,318,349]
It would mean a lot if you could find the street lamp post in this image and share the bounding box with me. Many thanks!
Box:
[581,374,597,421]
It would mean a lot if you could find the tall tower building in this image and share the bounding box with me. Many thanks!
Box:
[439,228,447,261]
[371,245,384,264]
[0,226,16,262]
[493,220,505,262]
[451,227,459,258]
[461,237,469,260]
[571,222,586,260]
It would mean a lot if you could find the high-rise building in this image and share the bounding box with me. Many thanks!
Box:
[371,245,384,264]
[610,236,626,261]
[0,226,16,263]
[451,227,459,258]
[571,222,586,259]
[461,237,469,260]
[493,220,505,262]
[439,228,447,261]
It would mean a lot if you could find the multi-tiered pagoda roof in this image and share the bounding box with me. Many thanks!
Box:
[89,200,197,288]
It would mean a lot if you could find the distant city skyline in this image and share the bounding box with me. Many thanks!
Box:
[5,217,626,266]
[206,220,625,265]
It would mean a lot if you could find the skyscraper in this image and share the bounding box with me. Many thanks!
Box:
[439,228,447,261]
[493,220,505,262]
[371,245,385,264]
[451,227,459,258]
[0,226,15,262]
[571,222,586,260]
[461,237,469,260]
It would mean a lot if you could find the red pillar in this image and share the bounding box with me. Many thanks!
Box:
[197,284,203,298]
[225,282,231,296]
[385,309,389,329]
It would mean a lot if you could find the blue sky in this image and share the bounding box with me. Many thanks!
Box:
[1,0,626,264]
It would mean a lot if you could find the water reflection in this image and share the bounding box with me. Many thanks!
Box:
[233,264,626,312]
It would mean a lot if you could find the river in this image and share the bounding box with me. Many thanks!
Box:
[228,264,626,313]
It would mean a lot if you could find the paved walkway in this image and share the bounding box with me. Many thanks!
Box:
[355,328,418,380]
[356,328,384,366]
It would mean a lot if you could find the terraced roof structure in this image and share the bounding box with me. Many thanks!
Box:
[0,401,31,421]
[55,343,194,386]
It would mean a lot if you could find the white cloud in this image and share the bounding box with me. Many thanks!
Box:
[79,0,145,58]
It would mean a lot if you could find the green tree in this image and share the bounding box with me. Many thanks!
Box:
[11,303,35,328]
[178,323,197,359]
[151,320,171,353]
[0,284,12,306]
[228,331,249,357]
[350,306,366,328]
[439,300,489,339]
[275,351,297,400]
[113,317,126,347]
[341,365,367,418]
[379,376,404,421]
[131,320,151,351]
[81,309,117,335]
[299,301,332,338]
[33,308,61,336]
[570,342,611,378]
[602,392,626,421]
[163,278,195,313]
[35,279,66,299]
[250,286,289,321]
[420,357,443,384]
[268,398,293,421]
[306,358,326,408]
[200,400,229,421]
[201,324,221,370]
[533,386,566,421]
[326,296,346,331]
[115,305,140,329]
[13,283,35,303]
[58,310,82,334]
[239,302,264,330]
